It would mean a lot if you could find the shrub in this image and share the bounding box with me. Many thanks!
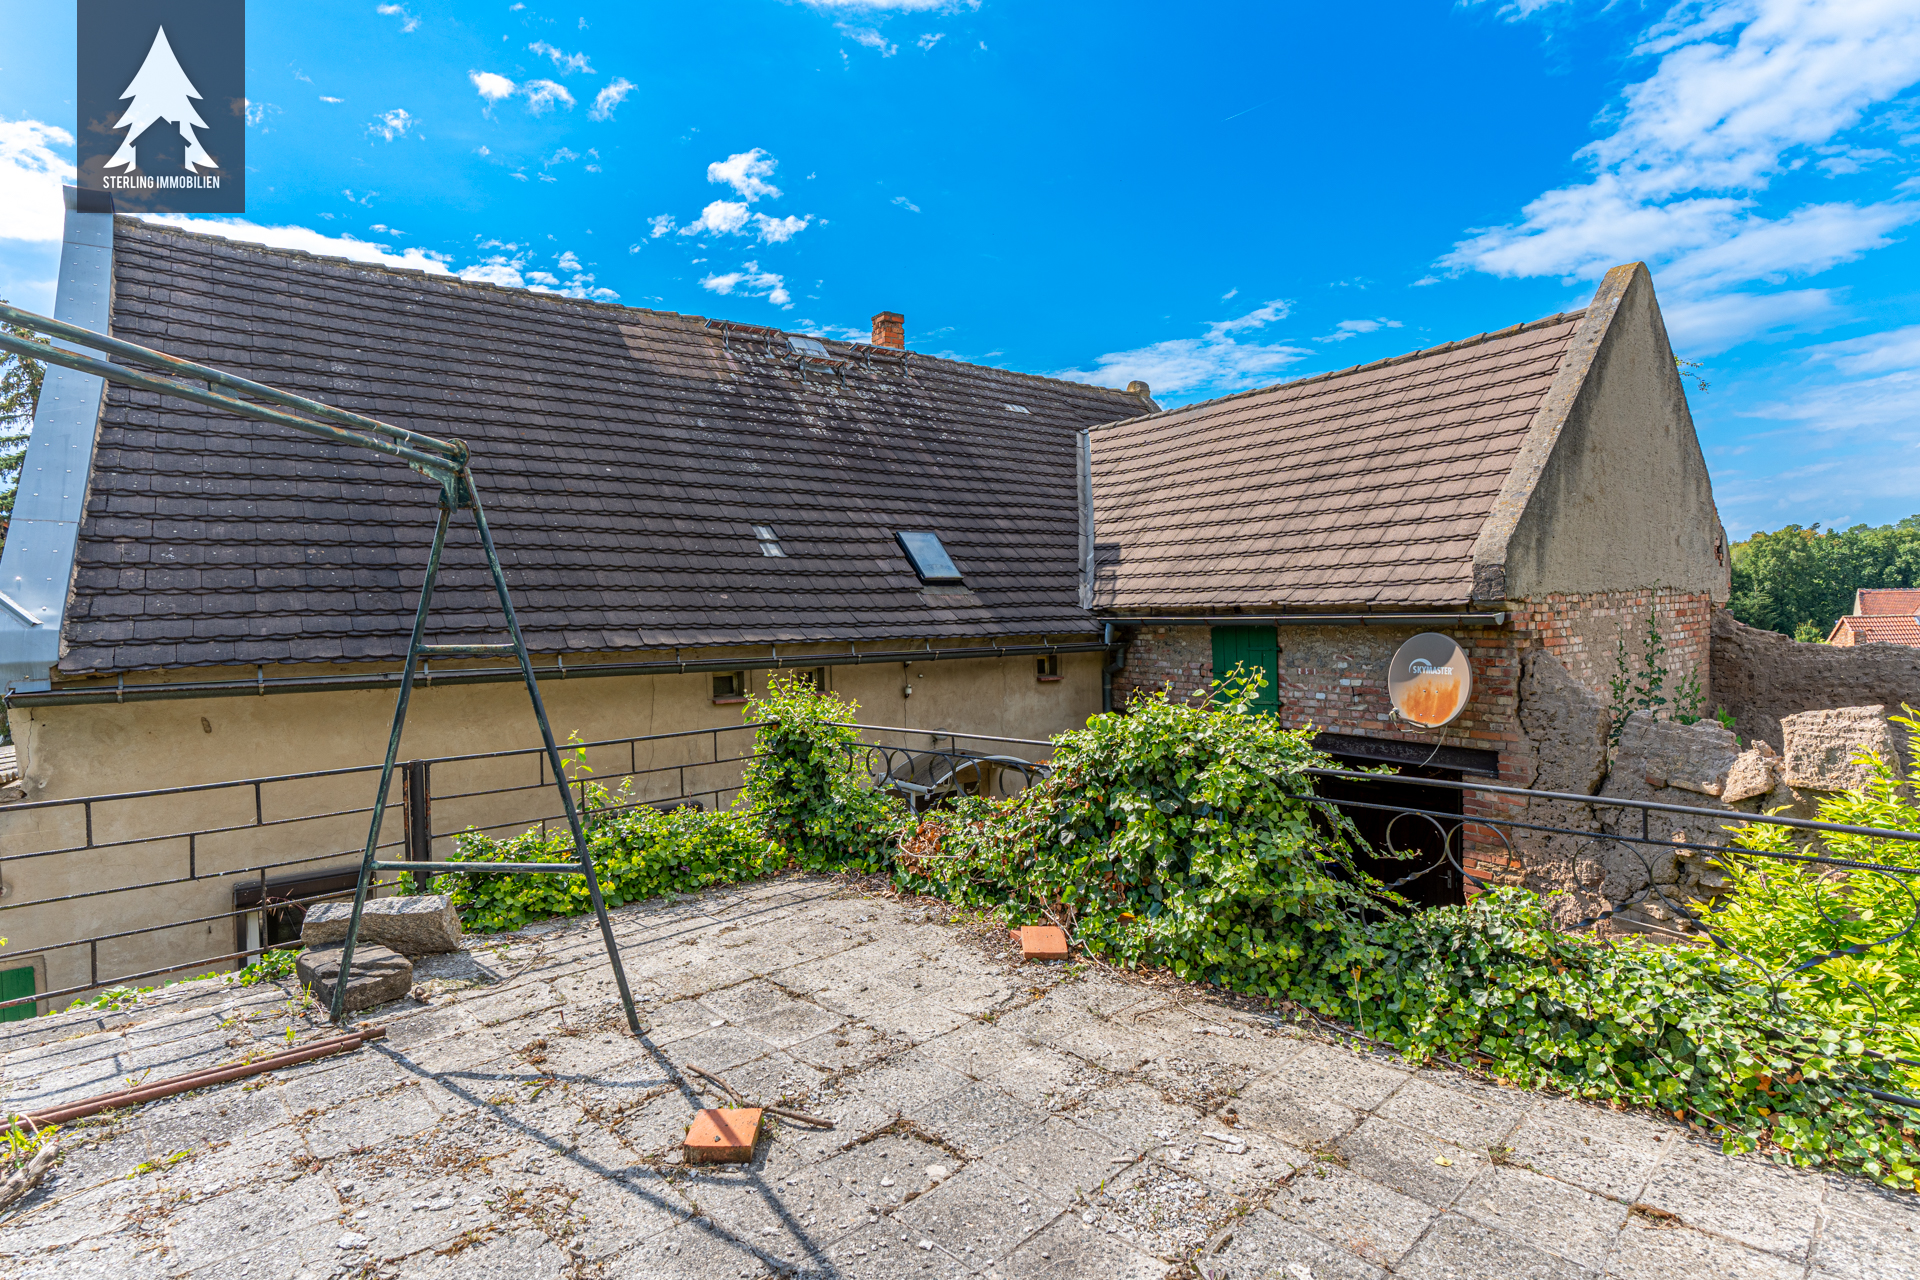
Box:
[889,670,1920,1187]
[739,672,905,873]
[438,802,778,933]
[896,670,1384,1006]
[1716,709,1920,1077]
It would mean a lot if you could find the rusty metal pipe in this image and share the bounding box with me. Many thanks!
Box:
[0,299,465,460]
[21,1026,385,1126]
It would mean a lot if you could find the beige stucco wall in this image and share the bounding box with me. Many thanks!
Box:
[1473,263,1730,605]
[0,645,1101,1009]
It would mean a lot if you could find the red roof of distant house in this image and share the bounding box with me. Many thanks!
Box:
[1829,614,1920,647]
[1855,588,1920,616]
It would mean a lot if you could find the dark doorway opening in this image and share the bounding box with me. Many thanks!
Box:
[1313,757,1467,909]
[233,870,362,961]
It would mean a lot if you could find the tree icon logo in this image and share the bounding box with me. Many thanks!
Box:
[103,26,216,174]
[77,0,246,212]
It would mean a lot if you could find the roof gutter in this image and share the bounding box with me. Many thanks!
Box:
[6,638,1110,709]
[1098,612,1508,627]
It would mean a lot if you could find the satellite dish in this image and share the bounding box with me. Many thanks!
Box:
[1388,633,1472,728]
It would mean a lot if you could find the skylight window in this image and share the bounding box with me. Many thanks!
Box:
[753,524,786,557]
[896,530,963,584]
[787,336,830,359]
[1003,404,1030,414]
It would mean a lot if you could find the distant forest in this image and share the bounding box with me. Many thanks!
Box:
[1729,518,1920,642]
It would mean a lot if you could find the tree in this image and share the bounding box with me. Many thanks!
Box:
[0,323,43,558]
[1729,519,1920,640]
[105,26,216,173]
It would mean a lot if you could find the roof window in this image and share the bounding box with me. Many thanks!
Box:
[1003,404,1030,414]
[787,336,830,359]
[752,524,786,557]
[896,530,963,584]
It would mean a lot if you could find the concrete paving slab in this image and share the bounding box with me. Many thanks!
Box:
[2,873,1902,1280]
[1451,1162,1630,1271]
[1207,1206,1389,1279]
[1604,1212,1807,1279]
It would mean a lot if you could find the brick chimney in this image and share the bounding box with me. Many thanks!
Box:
[871,311,904,349]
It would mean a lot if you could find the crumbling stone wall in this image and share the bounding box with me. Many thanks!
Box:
[1712,607,1920,752]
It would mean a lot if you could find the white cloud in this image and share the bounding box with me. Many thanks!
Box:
[0,118,74,243]
[529,41,594,74]
[701,261,792,308]
[140,216,454,274]
[1056,298,1308,397]
[369,108,413,141]
[1662,288,1841,353]
[376,3,421,33]
[918,32,944,50]
[462,260,524,287]
[891,195,921,213]
[319,95,344,104]
[754,214,811,243]
[840,26,898,56]
[523,80,576,114]
[590,77,635,121]
[707,149,782,201]
[1803,324,1920,376]
[1442,0,1920,352]
[1220,287,1238,301]
[127,218,617,301]
[679,200,811,243]
[682,200,752,237]
[648,213,676,238]
[470,71,516,104]
[1316,317,1404,343]
[1206,298,1290,338]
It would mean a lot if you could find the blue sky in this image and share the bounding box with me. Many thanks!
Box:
[2,1,1918,539]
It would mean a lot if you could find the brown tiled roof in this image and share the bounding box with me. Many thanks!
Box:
[1088,313,1586,612]
[1829,615,1920,647]
[60,220,1147,675]
[1855,589,1920,617]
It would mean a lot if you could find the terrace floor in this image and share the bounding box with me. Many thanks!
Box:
[2,874,1916,1279]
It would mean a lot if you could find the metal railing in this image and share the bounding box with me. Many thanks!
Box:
[0,720,1053,1013]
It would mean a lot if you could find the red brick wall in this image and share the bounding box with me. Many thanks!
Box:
[1512,587,1713,710]
[1104,588,1716,892]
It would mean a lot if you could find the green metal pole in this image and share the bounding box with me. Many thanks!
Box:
[465,480,645,1036]
[329,501,453,1024]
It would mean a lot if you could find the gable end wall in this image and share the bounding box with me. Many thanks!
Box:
[1474,263,1729,606]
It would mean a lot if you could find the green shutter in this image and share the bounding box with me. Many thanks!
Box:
[0,965,35,1023]
[1210,626,1279,714]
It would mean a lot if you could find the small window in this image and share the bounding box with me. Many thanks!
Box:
[788,335,830,359]
[1003,403,1030,414]
[791,667,827,692]
[1036,654,1062,682]
[752,524,786,557]
[712,671,749,702]
[896,530,963,584]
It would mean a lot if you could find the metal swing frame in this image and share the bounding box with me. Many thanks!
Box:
[0,301,644,1033]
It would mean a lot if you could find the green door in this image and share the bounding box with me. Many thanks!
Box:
[1211,626,1280,714]
[0,965,35,1023]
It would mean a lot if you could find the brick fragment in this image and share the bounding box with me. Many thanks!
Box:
[1019,925,1070,962]
[684,1107,762,1163]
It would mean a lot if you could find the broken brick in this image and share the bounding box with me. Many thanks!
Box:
[684,1107,763,1163]
[1019,925,1070,962]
